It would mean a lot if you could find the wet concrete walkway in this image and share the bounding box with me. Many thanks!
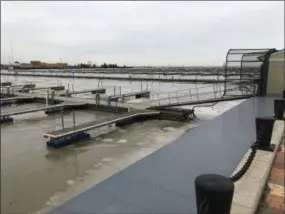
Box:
[257,136,284,214]
[49,96,279,214]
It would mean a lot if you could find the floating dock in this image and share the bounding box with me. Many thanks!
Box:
[57,88,106,97]
[1,83,35,88]
[43,110,159,148]
[0,82,12,86]
[0,102,86,124]
[0,96,36,106]
[158,108,195,121]
[18,84,36,92]
[109,91,150,101]
[22,85,65,92]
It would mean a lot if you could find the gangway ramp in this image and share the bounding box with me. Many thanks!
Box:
[150,95,252,109]
[43,110,159,140]
[149,83,256,109]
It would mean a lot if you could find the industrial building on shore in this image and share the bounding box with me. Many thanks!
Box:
[1,60,68,69]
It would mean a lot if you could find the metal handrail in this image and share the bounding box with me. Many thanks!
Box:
[149,83,255,107]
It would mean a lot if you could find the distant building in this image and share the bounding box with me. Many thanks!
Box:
[16,60,69,69]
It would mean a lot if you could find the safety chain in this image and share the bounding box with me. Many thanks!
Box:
[230,123,265,183]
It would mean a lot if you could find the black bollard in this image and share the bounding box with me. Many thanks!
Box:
[255,117,275,151]
[283,90,285,99]
[195,174,234,214]
[274,99,285,119]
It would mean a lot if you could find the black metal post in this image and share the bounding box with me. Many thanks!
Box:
[255,117,275,151]
[195,174,234,214]
[274,99,285,119]
[61,108,64,129]
[73,111,76,131]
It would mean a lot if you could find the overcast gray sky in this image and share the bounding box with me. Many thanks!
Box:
[1,1,284,66]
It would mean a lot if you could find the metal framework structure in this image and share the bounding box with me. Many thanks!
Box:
[224,49,277,96]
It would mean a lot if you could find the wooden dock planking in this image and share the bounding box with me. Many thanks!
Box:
[43,110,159,139]
[110,91,150,101]
[57,88,106,97]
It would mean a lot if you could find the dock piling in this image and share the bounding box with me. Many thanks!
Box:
[7,86,11,95]
[176,91,179,103]
[213,85,217,99]
[46,90,49,107]
[195,84,200,102]
[73,111,76,130]
[61,109,65,129]
[51,90,55,103]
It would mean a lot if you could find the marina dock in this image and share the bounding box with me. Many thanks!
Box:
[57,88,106,97]
[1,83,35,88]
[109,91,150,101]
[0,82,12,86]
[1,102,85,117]
[0,96,36,106]
[24,85,65,92]
[43,110,159,140]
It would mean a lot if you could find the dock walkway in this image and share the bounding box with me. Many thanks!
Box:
[1,83,35,88]
[1,102,85,117]
[43,109,159,140]
[27,86,65,91]
[0,82,12,86]
[12,91,152,110]
[57,88,106,97]
[109,91,150,101]
[0,96,36,105]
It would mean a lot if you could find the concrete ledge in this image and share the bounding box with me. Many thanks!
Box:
[230,120,284,214]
